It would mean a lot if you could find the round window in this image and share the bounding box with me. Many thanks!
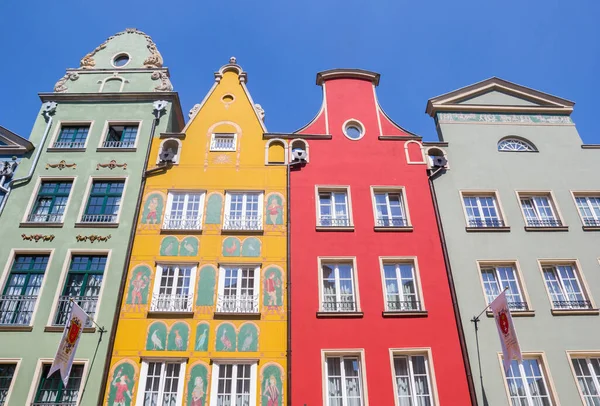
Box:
[343,120,365,140]
[112,54,130,67]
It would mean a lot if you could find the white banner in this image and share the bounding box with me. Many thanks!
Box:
[48,301,88,387]
[490,291,523,373]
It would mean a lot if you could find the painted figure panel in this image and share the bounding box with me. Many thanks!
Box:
[222,237,241,257]
[141,192,164,225]
[187,362,209,406]
[265,193,284,225]
[205,193,223,224]
[238,323,258,352]
[196,265,216,306]
[261,363,283,406]
[160,236,179,256]
[167,322,189,351]
[215,323,236,352]
[180,236,199,256]
[126,265,151,305]
[263,267,283,307]
[241,237,261,257]
[146,322,167,351]
[195,323,210,351]
[107,360,137,406]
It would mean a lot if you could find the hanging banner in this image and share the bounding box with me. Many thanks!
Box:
[490,290,523,373]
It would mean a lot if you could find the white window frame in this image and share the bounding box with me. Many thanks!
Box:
[391,353,435,406]
[568,352,600,406]
[76,176,129,225]
[163,191,206,230]
[498,138,536,152]
[500,354,557,406]
[323,352,366,406]
[136,359,186,406]
[216,265,260,313]
[516,192,563,228]
[316,186,353,228]
[319,258,360,313]
[371,187,410,228]
[539,262,593,311]
[0,359,21,406]
[151,264,197,313]
[223,191,264,231]
[380,258,424,312]
[47,121,94,151]
[478,262,529,312]
[572,193,600,227]
[25,358,89,406]
[21,176,77,225]
[209,362,257,406]
[97,120,142,150]
[210,133,238,152]
[460,191,505,228]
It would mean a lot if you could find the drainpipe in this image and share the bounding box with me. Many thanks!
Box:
[428,167,478,406]
[96,100,168,405]
[0,101,57,217]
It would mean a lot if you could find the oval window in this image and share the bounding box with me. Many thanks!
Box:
[343,120,365,140]
[112,54,130,67]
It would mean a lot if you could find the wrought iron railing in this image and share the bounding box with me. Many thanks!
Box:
[0,295,37,325]
[386,300,421,311]
[318,217,351,227]
[583,218,600,227]
[552,300,592,310]
[507,301,529,311]
[52,296,96,327]
[222,215,262,231]
[80,214,117,223]
[321,300,356,312]
[210,137,235,151]
[26,213,64,223]
[162,215,202,230]
[101,140,135,148]
[150,293,193,312]
[52,141,85,149]
[376,217,408,227]
[525,218,562,227]
[216,295,259,313]
[31,402,77,406]
[468,218,505,227]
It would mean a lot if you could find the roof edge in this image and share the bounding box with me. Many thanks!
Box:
[316,69,380,86]
[0,126,33,151]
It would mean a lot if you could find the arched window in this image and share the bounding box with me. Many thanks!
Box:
[157,138,181,164]
[265,139,287,165]
[426,147,448,168]
[290,139,309,162]
[498,138,536,152]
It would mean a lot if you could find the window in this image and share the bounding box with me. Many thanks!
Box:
[138,360,186,405]
[318,189,351,227]
[498,138,536,152]
[393,354,434,406]
[321,262,357,312]
[325,356,364,406]
[210,363,256,406]
[163,192,205,230]
[81,180,125,223]
[480,264,528,311]
[112,53,130,67]
[27,181,72,223]
[571,356,600,405]
[216,265,259,314]
[151,264,196,313]
[382,262,421,311]
[462,194,504,227]
[342,119,365,141]
[157,139,181,165]
[53,125,89,149]
[373,190,408,227]
[102,124,138,148]
[542,264,592,310]
[504,358,554,406]
[33,364,83,405]
[223,192,263,231]
[575,195,600,227]
[519,194,562,227]
[210,133,237,151]
[52,255,106,327]
[0,254,48,325]
[0,363,16,405]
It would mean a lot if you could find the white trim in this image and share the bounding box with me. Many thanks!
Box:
[210,132,238,152]
[21,176,78,224]
[378,257,425,311]
[77,175,129,224]
[47,120,95,150]
[342,118,366,141]
[404,140,426,164]
[210,361,258,406]
[265,138,288,165]
[289,138,309,163]
[315,186,354,227]
[136,359,187,405]
[373,84,383,136]
[96,120,143,149]
[0,358,21,406]
[321,349,368,406]
[370,186,411,227]
[152,264,198,313]
[111,52,132,68]
[98,75,129,93]
[163,190,206,231]
[25,358,89,406]
[156,138,182,165]
[388,348,439,406]
[317,257,361,312]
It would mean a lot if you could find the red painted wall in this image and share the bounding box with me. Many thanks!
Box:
[290,73,472,405]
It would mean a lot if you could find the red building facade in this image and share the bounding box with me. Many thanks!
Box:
[285,70,473,405]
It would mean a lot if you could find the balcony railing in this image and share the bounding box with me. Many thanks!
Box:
[150,293,193,313]
[583,218,600,227]
[162,214,202,230]
[31,403,77,406]
[101,140,135,148]
[525,218,562,227]
[468,218,505,227]
[507,301,529,311]
[322,299,356,312]
[216,295,259,313]
[318,217,351,227]
[222,215,262,231]
[386,300,421,312]
[52,296,96,327]
[26,213,64,223]
[0,295,37,325]
[80,214,117,223]
[52,141,86,149]
[376,217,408,227]
[552,300,592,310]
[210,137,236,151]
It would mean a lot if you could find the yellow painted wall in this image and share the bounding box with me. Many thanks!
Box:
[104,63,287,405]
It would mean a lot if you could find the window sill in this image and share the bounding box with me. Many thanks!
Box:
[466,226,511,232]
[382,310,428,317]
[316,311,363,318]
[487,310,535,317]
[44,326,96,333]
[47,147,86,153]
[19,222,64,228]
[147,310,194,319]
[209,149,236,153]
[374,226,414,232]
[315,226,355,232]
[220,229,264,235]
[96,147,137,152]
[0,325,33,332]
[551,308,599,316]
[74,222,119,228]
[214,311,261,319]
[160,228,203,235]
[524,226,569,232]
[582,226,600,231]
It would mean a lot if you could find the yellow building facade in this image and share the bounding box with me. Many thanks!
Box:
[104,58,287,405]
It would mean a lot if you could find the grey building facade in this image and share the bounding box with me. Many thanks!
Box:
[426,78,600,405]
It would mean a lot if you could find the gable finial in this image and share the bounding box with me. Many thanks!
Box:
[229,56,237,64]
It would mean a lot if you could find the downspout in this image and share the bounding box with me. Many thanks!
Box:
[286,162,292,406]
[428,167,478,406]
[96,101,167,404]
[0,101,57,217]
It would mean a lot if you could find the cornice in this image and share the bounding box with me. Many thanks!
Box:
[316,69,380,86]
[430,104,573,116]
[263,132,332,140]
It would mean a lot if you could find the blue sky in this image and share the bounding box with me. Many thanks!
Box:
[1,0,599,142]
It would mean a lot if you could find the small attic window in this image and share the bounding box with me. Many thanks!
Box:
[498,137,537,152]
[112,53,130,68]
[343,119,365,140]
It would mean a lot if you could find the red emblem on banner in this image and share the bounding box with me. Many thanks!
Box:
[499,312,509,335]
[67,317,82,345]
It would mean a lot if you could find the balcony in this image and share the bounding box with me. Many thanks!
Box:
[80,214,117,223]
[468,218,505,228]
[525,218,562,227]
[552,300,592,310]
[150,293,193,313]
[101,140,135,149]
[0,295,37,325]
[317,217,351,227]
[52,296,96,327]
[215,295,259,314]
[210,137,235,151]
[26,213,64,223]
[583,218,600,227]
[52,141,85,149]
[162,214,202,231]
[322,299,356,313]
[507,301,529,311]
[222,215,262,231]
[376,217,408,227]
[386,300,422,312]
[31,403,77,406]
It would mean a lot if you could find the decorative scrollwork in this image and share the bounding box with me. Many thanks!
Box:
[96,160,127,170]
[21,234,55,242]
[76,234,112,243]
[151,71,173,92]
[46,160,77,170]
[53,72,79,93]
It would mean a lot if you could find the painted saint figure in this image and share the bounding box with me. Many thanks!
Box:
[264,271,282,306]
[131,271,149,305]
[264,375,280,406]
[191,376,205,406]
[266,198,282,225]
[112,369,133,406]
[146,196,159,224]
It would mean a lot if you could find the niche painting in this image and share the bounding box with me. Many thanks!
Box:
[167,322,190,351]
[125,265,151,306]
[205,193,223,224]
[141,192,164,225]
[222,237,241,257]
[160,236,179,256]
[196,265,216,307]
[238,323,258,352]
[107,360,137,406]
[265,193,284,226]
[179,236,199,256]
[146,322,167,351]
[261,363,284,406]
[195,323,210,352]
[187,362,210,406]
[241,237,261,257]
[215,323,236,352]
[263,267,283,308]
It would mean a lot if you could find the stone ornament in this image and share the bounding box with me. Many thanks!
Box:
[53,72,79,93]
[21,234,55,242]
[437,112,573,125]
[189,104,201,119]
[76,234,112,243]
[46,160,77,170]
[254,104,265,121]
[97,160,127,170]
[151,71,173,92]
